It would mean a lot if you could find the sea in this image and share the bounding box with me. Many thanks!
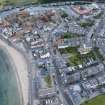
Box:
[0,48,22,105]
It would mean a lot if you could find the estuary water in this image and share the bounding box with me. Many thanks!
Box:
[0,48,22,105]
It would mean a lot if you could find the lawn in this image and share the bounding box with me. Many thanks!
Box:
[59,47,83,66]
[63,32,84,39]
[79,20,94,28]
[67,47,82,66]
[44,75,52,88]
[0,0,67,6]
[0,0,38,6]
[94,47,104,61]
[59,47,97,66]
[84,50,96,61]
[81,94,105,105]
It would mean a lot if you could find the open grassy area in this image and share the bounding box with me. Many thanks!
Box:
[79,20,94,28]
[44,75,52,88]
[66,47,82,66]
[1,0,80,7]
[59,47,96,66]
[63,32,84,39]
[94,47,104,61]
[84,50,96,61]
[0,0,94,7]
[81,94,105,105]
[0,0,73,6]
[0,0,38,6]
[59,47,82,66]
[63,33,75,39]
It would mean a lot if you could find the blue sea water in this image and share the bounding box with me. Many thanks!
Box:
[0,48,22,105]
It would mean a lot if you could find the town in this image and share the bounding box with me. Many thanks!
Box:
[0,1,105,105]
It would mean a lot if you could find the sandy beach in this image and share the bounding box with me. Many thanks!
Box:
[0,39,29,105]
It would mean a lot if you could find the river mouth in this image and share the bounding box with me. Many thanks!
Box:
[0,48,22,105]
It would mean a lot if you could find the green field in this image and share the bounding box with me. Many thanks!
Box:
[59,47,96,66]
[44,75,52,88]
[81,94,105,105]
[0,0,96,7]
[0,0,69,6]
[79,20,94,28]
[0,0,38,6]
[94,47,104,61]
[63,32,84,39]
[59,47,82,66]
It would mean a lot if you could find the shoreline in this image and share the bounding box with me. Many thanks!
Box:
[0,39,29,105]
[0,47,24,105]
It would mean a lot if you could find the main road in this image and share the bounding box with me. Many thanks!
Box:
[47,25,75,105]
